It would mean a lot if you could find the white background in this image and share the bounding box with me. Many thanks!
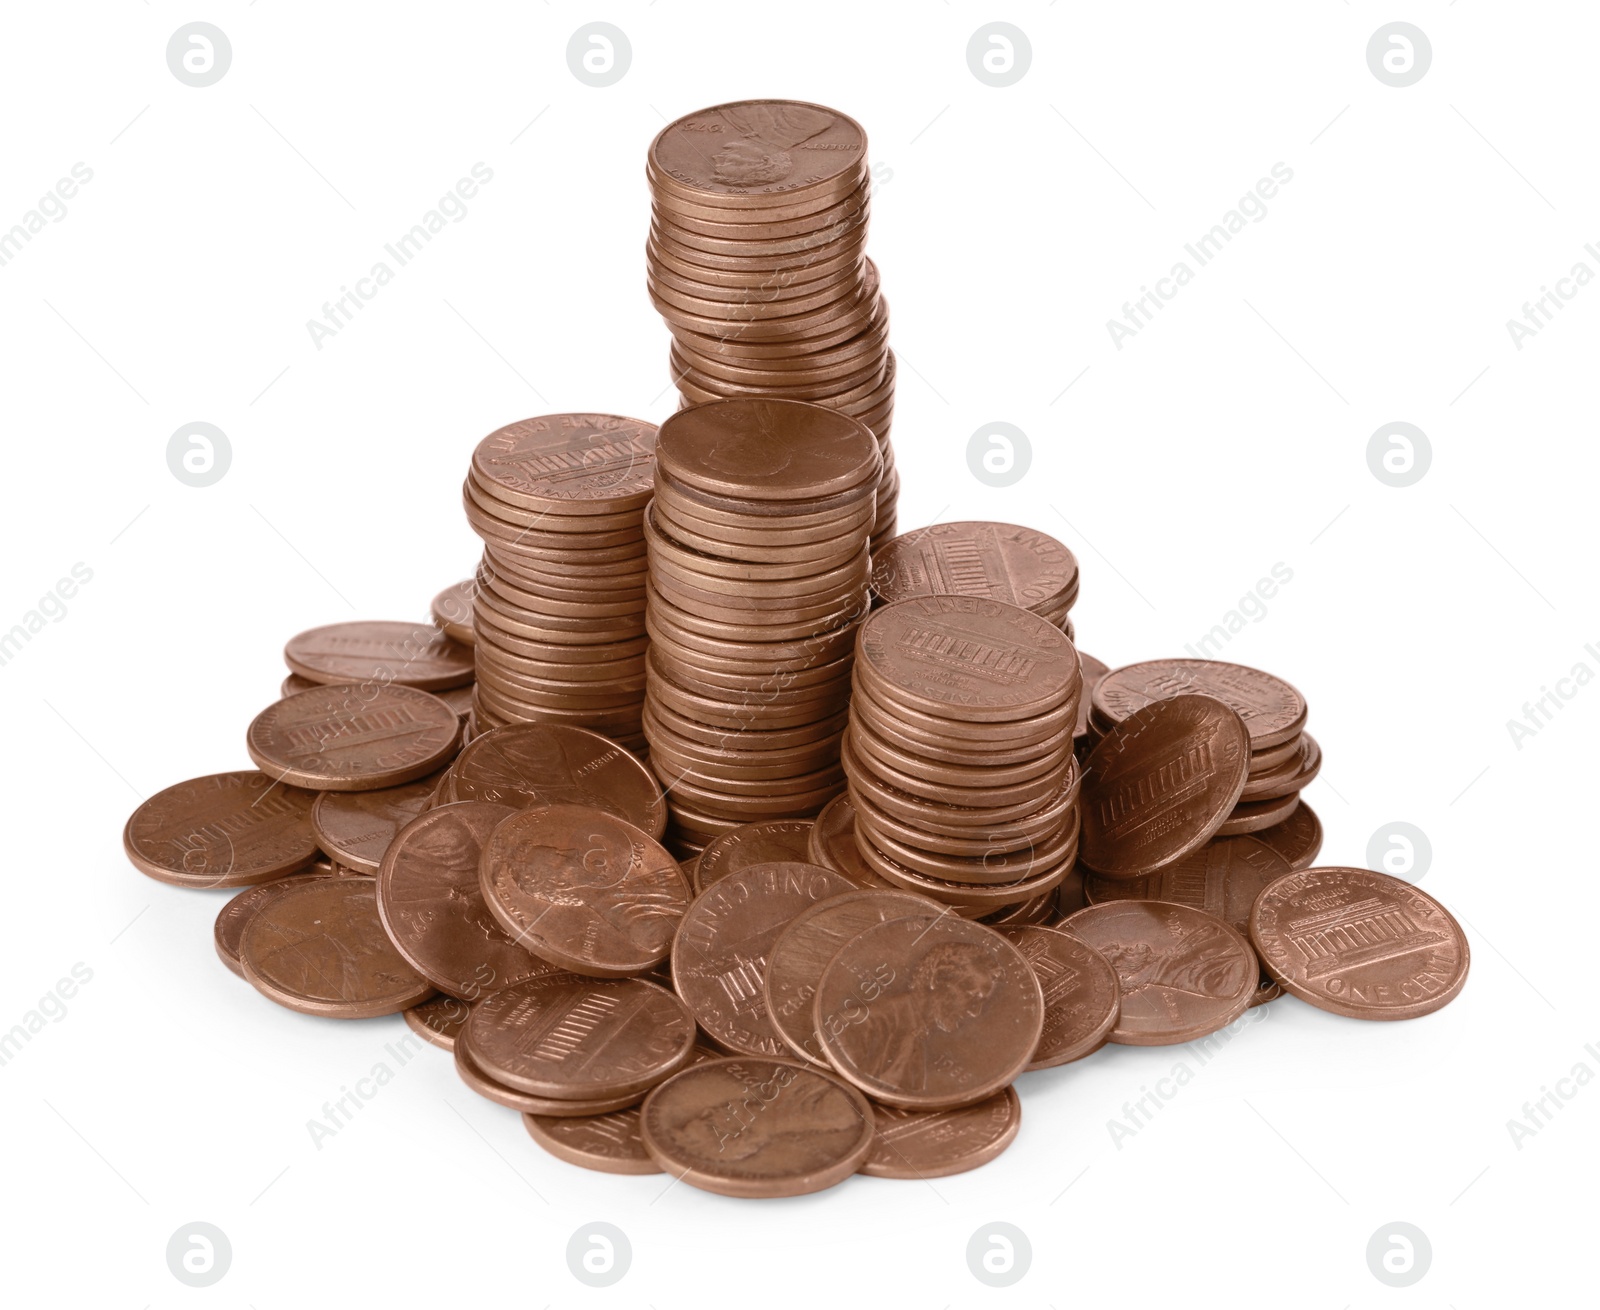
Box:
[1,2,1592,1304]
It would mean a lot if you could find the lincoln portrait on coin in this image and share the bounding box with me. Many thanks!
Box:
[501,838,685,956]
[708,103,835,188]
[1099,923,1254,1001]
[834,942,998,1092]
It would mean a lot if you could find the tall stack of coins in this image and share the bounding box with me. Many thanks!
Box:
[462,415,657,753]
[1089,658,1319,837]
[645,100,898,551]
[841,596,1083,916]
[641,397,881,854]
[870,521,1080,636]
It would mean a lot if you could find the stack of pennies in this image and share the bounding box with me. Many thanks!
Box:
[462,414,658,752]
[841,595,1083,917]
[641,397,881,854]
[645,99,899,551]
[1089,658,1319,838]
[870,521,1079,637]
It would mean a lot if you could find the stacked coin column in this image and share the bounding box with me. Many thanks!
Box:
[841,596,1084,918]
[641,397,882,856]
[645,100,899,552]
[462,415,658,753]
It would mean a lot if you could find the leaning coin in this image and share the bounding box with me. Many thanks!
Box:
[246,683,461,791]
[284,620,475,690]
[808,792,892,888]
[861,1086,1021,1179]
[311,772,442,874]
[997,925,1121,1069]
[1060,901,1257,1046]
[376,802,558,999]
[813,913,1043,1110]
[694,819,815,892]
[1253,801,1323,870]
[672,861,857,1055]
[1078,694,1249,879]
[464,974,695,1099]
[479,804,689,977]
[239,878,434,1018]
[639,1055,874,1198]
[1083,834,1293,940]
[430,580,476,646]
[1250,867,1469,1020]
[125,771,319,888]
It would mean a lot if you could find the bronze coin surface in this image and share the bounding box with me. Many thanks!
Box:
[1253,801,1323,870]
[1083,834,1294,941]
[1061,900,1257,1046]
[239,878,434,1018]
[246,683,461,792]
[1079,694,1250,879]
[1093,658,1308,751]
[807,793,892,888]
[449,723,666,838]
[452,1024,648,1116]
[861,1085,1021,1179]
[1250,867,1470,1020]
[813,912,1043,1110]
[469,413,657,513]
[765,890,943,1064]
[671,860,857,1055]
[404,994,470,1051]
[638,1056,874,1198]
[284,620,474,690]
[375,802,557,1000]
[857,595,1079,721]
[871,522,1078,613]
[465,974,695,1098]
[694,820,815,893]
[431,580,476,645]
[521,1043,723,1175]
[656,398,880,501]
[478,803,689,977]
[124,771,320,888]
[213,873,328,977]
[998,925,1121,1069]
[310,772,441,874]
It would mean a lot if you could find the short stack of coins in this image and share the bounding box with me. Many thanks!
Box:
[462,414,658,752]
[842,595,1084,917]
[1088,658,1318,837]
[870,521,1080,637]
[645,99,899,551]
[641,397,881,855]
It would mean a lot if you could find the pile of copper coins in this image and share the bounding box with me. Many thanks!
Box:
[646,99,898,552]
[122,100,1470,1200]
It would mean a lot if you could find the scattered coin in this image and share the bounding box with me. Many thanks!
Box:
[1250,867,1469,1020]
[870,522,1078,628]
[861,1085,1021,1179]
[453,1023,649,1116]
[431,580,476,646]
[1254,800,1323,870]
[1092,658,1307,751]
[694,819,815,892]
[284,620,474,690]
[239,878,435,1018]
[1061,900,1258,1046]
[404,994,470,1051]
[213,872,329,976]
[997,925,1121,1069]
[124,771,320,888]
[311,772,442,874]
[639,1055,875,1197]
[247,683,461,792]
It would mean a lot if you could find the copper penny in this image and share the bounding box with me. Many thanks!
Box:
[765,889,943,1064]
[124,771,319,888]
[247,683,461,792]
[284,620,474,690]
[404,994,471,1051]
[1254,801,1323,870]
[431,580,476,645]
[239,878,434,1018]
[310,772,441,874]
[1239,732,1321,801]
[1216,792,1300,836]
[638,1055,874,1198]
[1083,835,1294,941]
[997,925,1121,1069]
[1250,867,1469,1020]
[213,873,329,977]
[1093,658,1308,751]
[469,414,657,514]
[1061,901,1257,1045]
[521,1043,723,1175]
[479,803,689,977]
[464,973,695,1098]
[808,793,892,888]
[813,912,1043,1110]
[871,522,1077,613]
[856,596,1079,722]
[453,1022,649,1116]
[656,398,880,502]
[375,801,557,999]
[1079,694,1249,879]
[694,820,815,893]
[1075,651,1111,742]
[449,723,666,838]
[671,860,857,1054]
[861,1086,1021,1179]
